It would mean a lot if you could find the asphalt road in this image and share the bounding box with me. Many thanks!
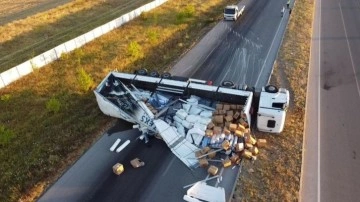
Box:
[300,0,360,201]
[39,0,292,201]
[171,0,291,89]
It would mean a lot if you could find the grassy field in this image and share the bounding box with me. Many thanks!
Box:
[0,0,237,201]
[234,0,314,201]
[0,0,153,72]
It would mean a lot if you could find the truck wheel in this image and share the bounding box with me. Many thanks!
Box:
[265,85,278,93]
[161,72,172,79]
[136,69,148,75]
[149,71,159,77]
[221,80,236,89]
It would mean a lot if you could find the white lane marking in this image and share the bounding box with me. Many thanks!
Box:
[339,1,360,99]
[162,157,176,177]
[254,12,284,87]
[318,0,322,201]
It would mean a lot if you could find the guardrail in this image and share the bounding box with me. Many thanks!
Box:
[0,0,168,89]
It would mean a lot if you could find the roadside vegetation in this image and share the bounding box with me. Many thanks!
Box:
[235,0,314,201]
[0,0,237,201]
[0,0,154,72]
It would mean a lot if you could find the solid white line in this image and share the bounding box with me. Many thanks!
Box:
[254,13,284,87]
[317,0,322,201]
[339,1,360,99]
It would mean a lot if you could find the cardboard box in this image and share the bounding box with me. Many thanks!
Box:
[208,149,217,159]
[226,110,234,116]
[239,118,248,128]
[222,140,230,150]
[242,150,253,159]
[235,143,244,152]
[237,124,246,132]
[205,129,214,137]
[230,104,237,110]
[225,122,231,128]
[216,104,223,110]
[207,122,215,129]
[223,158,232,168]
[233,111,240,119]
[230,154,240,163]
[214,115,224,124]
[113,163,124,175]
[199,158,209,168]
[256,139,267,147]
[249,135,257,145]
[234,130,244,137]
[250,147,259,155]
[219,110,227,115]
[208,165,219,175]
[229,123,237,132]
[223,104,231,111]
[237,105,244,110]
[213,126,222,135]
[223,128,231,135]
[201,146,211,154]
[195,150,202,158]
[224,115,233,122]
[245,143,253,149]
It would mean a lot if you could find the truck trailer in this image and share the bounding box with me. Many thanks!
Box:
[94,70,289,201]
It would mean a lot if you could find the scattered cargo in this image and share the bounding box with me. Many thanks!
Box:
[113,163,124,175]
[94,70,290,201]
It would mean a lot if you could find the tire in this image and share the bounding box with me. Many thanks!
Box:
[265,85,278,93]
[221,80,236,89]
[149,71,159,77]
[161,72,172,79]
[136,69,148,75]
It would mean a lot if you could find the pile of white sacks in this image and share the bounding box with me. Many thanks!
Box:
[173,96,214,146]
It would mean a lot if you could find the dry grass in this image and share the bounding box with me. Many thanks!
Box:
[0,0,236,201]
[0,0,153,72]
[234,0,314,201]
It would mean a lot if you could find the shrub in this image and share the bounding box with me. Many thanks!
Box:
[77,68,94,91]
[0,94,11,102]
[127,41,143,58]
[46,97,61,113]
[0,125,14,146]
[176,5,195,24]
[147,30,159,44]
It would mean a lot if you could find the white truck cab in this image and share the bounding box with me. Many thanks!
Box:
[256,86,290,133]
[223,5,245,21]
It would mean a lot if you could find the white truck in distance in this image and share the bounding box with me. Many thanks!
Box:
[224,5,245,21]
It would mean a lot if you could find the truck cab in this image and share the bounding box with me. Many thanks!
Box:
[256,86,290,133]
[223,5,245,21]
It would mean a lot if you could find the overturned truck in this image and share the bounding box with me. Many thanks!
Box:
[94,71,289,168]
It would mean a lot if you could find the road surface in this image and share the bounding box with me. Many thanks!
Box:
[171,0,290,89]
[39,0,292,201]
[300,0,360,201]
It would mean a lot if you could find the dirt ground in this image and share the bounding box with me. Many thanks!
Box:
[0,0,71,26]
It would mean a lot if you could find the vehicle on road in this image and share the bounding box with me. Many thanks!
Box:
[223,5,245,21]
[94,70,290,201]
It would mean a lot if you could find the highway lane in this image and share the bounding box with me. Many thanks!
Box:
[300,0,360,201]
[172,0,291,89]
[39,0,292,201]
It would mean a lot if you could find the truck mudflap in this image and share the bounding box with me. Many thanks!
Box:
[153,119,199,168]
